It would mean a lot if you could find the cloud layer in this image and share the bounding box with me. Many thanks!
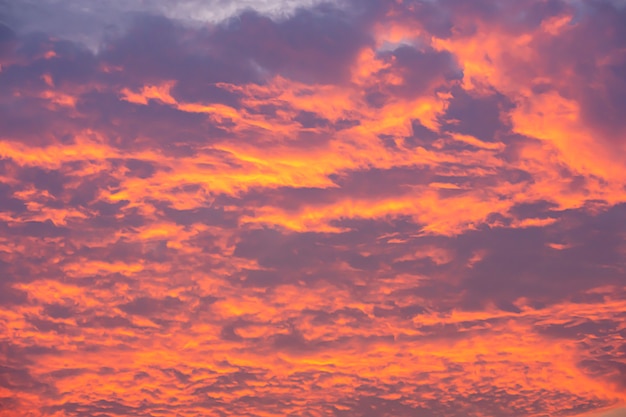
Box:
[1,0,625,416]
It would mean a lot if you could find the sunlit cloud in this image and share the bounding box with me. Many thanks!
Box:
[1,0,625,416]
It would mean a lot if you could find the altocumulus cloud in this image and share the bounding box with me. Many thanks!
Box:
[0,0,625,416]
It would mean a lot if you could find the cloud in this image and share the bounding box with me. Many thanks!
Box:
[2,0,346,49]
[0,0,625,416]
[588,408,626,417]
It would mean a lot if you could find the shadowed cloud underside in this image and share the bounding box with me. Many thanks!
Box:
[0,0,625,416]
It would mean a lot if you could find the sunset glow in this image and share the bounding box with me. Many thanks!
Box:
[1,1,625,416]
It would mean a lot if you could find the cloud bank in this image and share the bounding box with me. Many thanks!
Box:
[0,0,625,416]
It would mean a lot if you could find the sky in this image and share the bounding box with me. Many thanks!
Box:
[0,0,625,416]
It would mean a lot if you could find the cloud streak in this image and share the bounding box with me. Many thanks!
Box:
[0,0,625,416]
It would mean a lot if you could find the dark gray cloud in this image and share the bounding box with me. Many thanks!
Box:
[1,0,341,50]
[211,6,374,84]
